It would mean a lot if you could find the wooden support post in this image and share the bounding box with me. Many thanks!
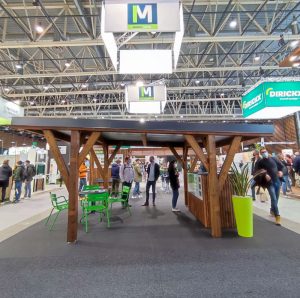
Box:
[43,130,70,191]
[103,144,109,189]
[185,135,209,171]
[78,132,101,166]
[183,145,189,206]
[67,130,80,243]
[108,144,121,165]
[89,150,95,185]
[207,135,222,238]
[218,136,242,190]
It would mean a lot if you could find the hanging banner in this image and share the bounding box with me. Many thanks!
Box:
[0,97,24,125]
[104,0,180,32]
[242,79,300,119]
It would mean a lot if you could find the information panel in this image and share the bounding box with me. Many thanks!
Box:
[0,97,24,125]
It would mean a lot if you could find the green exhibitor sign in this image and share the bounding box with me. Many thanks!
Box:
[242,79,300,119]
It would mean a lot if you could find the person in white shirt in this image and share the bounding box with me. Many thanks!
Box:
[119,156,134,207]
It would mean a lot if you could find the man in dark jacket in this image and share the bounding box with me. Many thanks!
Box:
[13,161,25,203]
[0,160,12,203]
[293,152,300,175]
[111,159,121,197]
[24,160,36,199]
[142,156,160,206]
[256,147,283,226]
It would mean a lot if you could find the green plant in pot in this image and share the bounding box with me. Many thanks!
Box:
[230,163,253,238]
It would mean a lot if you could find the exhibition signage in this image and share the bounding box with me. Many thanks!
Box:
[104,0,180,32]
[0,97,24,125]
[125,84,167,113]
[102,0,183,73]
[242,79,300,119]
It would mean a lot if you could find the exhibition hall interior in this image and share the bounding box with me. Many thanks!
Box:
[0,1,300,297]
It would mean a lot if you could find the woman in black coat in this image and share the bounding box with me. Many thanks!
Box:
[168,160,180,212]
[0,160,12,203]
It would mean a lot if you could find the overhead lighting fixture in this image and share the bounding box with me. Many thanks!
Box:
[22,143,27,146]
[93,98,97,102]
[4,87,10,92]
[136,80,144,87]
[61,100,66,104]
[229,20,237,29]
[289,55,298,62]
[180,115,183,118]
[35,24,44,33]
[15,64,23,69]
[120,83,125,87]
[209,58,214,62]
[140,118,145,123]
[293,62,300,67]
[290,40,299,48]
[254,54,260,61]
[195,80,200,84]
[81,84,88,88]
[65,62,71,68]
[14,100,21,105]
[30,101,34,105]
[43,86,49,90]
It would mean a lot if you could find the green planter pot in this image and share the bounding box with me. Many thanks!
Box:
[232,196,253,238]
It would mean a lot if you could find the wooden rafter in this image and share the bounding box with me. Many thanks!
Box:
[78,132,101,166]
[218,136,242,190]
[43,129,70,191]
[185,135,209,171]
[190,156,199,172]
[90,148,105,179]
[169,146,184,165]
[108,144,121,165]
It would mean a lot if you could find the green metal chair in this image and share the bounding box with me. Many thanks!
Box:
[45,192,69,231]
[108,185,131,216]
[81,191,110,232]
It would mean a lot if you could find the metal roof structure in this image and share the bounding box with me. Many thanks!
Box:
[1,0,300,121]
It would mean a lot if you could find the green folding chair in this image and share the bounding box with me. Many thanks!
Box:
[81,191,110,232]
[45,193,69,231]
[108,185,131,216]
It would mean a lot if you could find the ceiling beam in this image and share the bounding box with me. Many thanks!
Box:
[0,34,299,49]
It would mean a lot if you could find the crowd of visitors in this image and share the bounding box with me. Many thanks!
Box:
[0,159,36,204]
[252,148,300,226]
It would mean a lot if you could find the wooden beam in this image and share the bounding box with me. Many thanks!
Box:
[218,136,242,190]
[190,156,198,172]
[43,129,70,191]
[141,133,147,147]
[183,145,189,206]
[207,135,222,238]
[67,130,80,243]
[169,146,184,165]
[108,144,121,165]
[90,148,105,178]
[78,132,101,166]
[185,135,209,171]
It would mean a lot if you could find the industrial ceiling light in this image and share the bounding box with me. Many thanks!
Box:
[35,23,44,33]
[140,118,145,123]
[290,40,299,48]
[15,64,23,69]
[43,85,49,90]
[229,20,237,29]
[81,84,88,88]
[289,55,298,62]
[61,99,66,104]
[209,58,214,62]
[180,115,183,118]
[195,80,200,84]
[65,62,71,68]
[293,62,300,67]
[14,100,21,105]
[4,87,10,92]
[120,83,125,87]
[254,54,260,61]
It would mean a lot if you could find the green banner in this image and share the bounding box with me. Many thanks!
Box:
[242,80,300,118]
[242,84,265,117]
[0,117,11,125]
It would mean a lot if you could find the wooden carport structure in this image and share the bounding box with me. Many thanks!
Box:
[11,117,273,242]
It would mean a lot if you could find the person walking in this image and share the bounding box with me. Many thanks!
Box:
[78,160,88,191]
[23,160,36,199]
[168,160,180,212]
[277,153,291,196]
[12,161,25,203]
[250,150,261,201]
[132,159,143,199]
[0,160,12,204]
[119,156,134,207]
[142,156,160,206]
[111,159,121,197]
[256,147,284,226]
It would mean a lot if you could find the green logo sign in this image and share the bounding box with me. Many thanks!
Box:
[139,86,154,100]
[128,4,158,30]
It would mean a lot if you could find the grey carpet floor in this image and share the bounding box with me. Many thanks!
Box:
[0,191,300,298]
